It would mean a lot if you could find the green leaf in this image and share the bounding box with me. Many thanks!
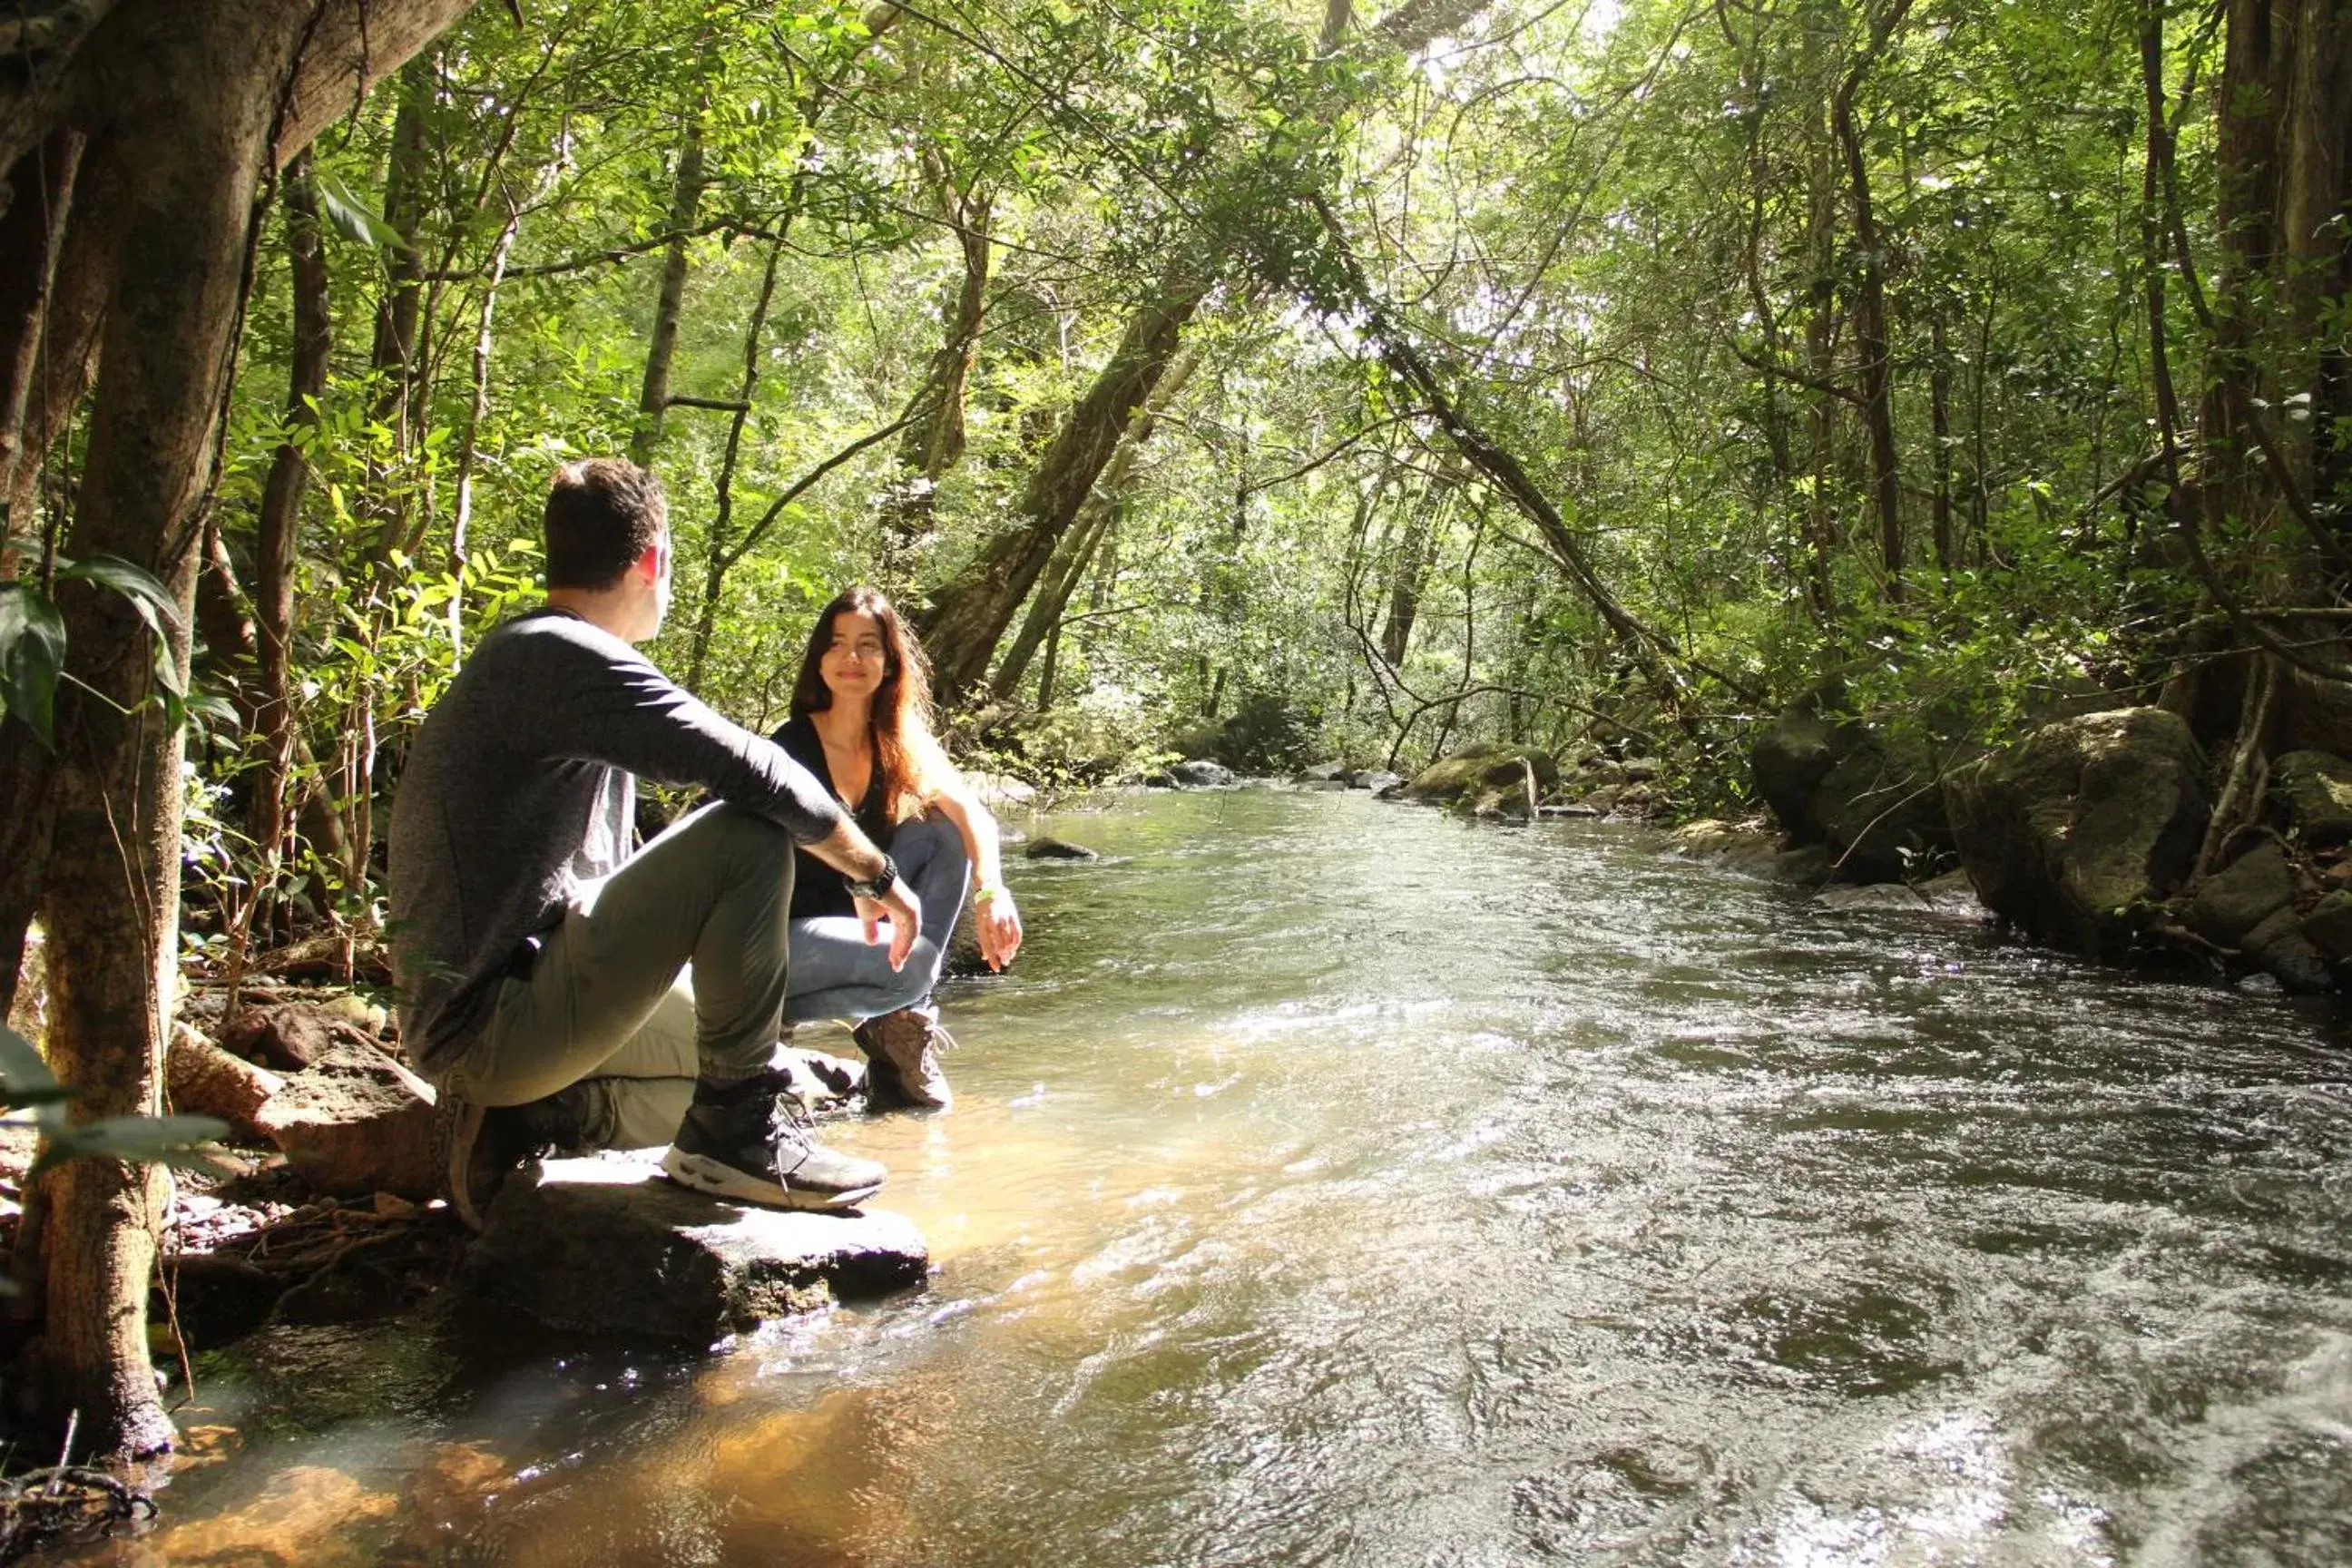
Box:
[0,1021,68,1136]
[316,171,407,251]
[32,1113,234,1177]
[54,554,181,641]
[0,582,66,746]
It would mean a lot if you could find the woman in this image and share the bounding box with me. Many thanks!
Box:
[771,585,1024,1111]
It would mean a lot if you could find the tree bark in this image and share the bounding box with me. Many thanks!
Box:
[631,109,707,466]
[919,263,1215,698]
[369,55,434,429]
[14,0,475,1459]
[990,342,1201,701]
[1381,476,1449,667]
[878,180,992,561]
[1831,0,1914,599]
[250,149,328,882]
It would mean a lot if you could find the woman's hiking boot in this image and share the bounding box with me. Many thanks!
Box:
[851,1008,956,1112]
[660,1070,887,1210]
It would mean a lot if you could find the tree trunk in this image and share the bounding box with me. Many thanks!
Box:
[18,0,475,1459]
[2202,0,2352,582]
[990,342,1201,701]
[632,110,707,466]
[1832,0,1913,599]
[1802,28,1840,627]
[360,54,434,566]
[918,263,1215,698]
[447,196,520,657]
[879,182,992,562]
[1929,301,1954,574]
[250,149,328,886]
[1380,477,1449,666]
[0,129,82,1019]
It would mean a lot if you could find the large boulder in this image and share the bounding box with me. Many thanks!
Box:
[467,1157,927,1340]
[2270,751,2352,847]
[1159,760,1236,789]
[1945,708,2210,960]
[1814,738,1955,883]
[251,1039,439,1200]
[1404,744,1558,818]
[2241,906,2334,994]
[1750,707,1867,843]
[2186,839,2297,948]
[2299,890,2352,971]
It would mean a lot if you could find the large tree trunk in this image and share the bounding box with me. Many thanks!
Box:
[35,12,299,1462]
[919,264,1215,698]
[15,0,475,1459]
[990,342,1201,701]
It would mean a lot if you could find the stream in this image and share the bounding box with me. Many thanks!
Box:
[64,789,2352,1566]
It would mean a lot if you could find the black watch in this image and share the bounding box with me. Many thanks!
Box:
[845,852,899,901]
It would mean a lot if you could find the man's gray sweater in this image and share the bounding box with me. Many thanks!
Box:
[387,608,843,1077]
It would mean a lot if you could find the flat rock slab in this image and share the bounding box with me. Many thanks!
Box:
[468,1155,927,1341]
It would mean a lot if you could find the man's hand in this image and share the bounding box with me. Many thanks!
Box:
[854,878,921,972]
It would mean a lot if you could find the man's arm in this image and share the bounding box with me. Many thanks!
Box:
[803,818,924,972]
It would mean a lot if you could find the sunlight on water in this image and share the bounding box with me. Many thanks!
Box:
[63,790,2352,1566]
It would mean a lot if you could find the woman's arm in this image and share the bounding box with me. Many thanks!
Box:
[933,781,1024,970]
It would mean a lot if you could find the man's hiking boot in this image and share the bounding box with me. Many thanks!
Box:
[436,1086,595,1231]
[660,1070,887,1210]
[852,1008,956,1113]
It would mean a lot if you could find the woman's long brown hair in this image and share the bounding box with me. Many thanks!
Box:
[790,586,954,823]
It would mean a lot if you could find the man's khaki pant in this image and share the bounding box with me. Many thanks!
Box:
[435,804,793,1149]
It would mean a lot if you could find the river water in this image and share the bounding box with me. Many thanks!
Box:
[73,789,2352,1566]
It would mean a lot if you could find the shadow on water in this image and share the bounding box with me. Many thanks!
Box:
[60,790,2352,1566]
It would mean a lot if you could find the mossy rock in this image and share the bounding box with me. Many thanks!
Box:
[2187,838,2296,948]
[2271,751,2352,847]
[1945,708,2209,961]
[1404,744,1560,807]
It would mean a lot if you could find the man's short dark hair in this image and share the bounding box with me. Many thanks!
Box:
[544,459,666,589]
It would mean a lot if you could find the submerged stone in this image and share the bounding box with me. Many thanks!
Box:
[467,1156,927,1341]
[1025,837,1101,860]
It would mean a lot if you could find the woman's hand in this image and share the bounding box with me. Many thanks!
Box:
[975,883,1024,971]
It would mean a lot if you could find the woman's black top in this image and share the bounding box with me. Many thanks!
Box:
[772,713,895,919]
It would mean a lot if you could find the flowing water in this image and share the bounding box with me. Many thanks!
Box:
[70,789,2352,1566]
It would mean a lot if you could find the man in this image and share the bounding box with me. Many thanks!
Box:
[387,458,920,1225]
